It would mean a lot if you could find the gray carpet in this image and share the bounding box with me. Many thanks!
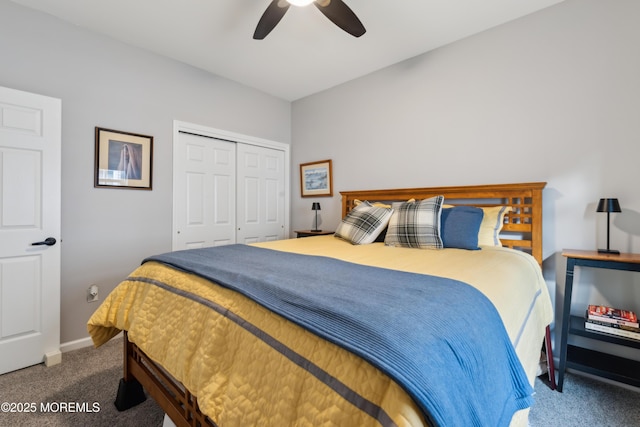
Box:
[0,338,164,427]
[1,338,639,426]
[530,372,640,427]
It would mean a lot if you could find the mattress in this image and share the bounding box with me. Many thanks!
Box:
[88,235,553,427]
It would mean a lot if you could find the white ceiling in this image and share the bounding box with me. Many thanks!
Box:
[11,0,565,101]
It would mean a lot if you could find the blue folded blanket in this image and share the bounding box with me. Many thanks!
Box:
[144,244,533,427]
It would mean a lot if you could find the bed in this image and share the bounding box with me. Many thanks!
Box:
[88,182,554,427]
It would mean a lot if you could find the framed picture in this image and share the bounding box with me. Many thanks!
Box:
[94,127,153,190]
[300,159,333,197]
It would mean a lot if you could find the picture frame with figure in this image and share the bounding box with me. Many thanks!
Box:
[300,159,332,197]
[94,127,153,190]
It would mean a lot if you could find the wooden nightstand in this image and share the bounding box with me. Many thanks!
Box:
[557,249,640,391]
[294,230,334,238]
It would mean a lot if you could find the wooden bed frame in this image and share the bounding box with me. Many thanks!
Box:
[341,182,546,266]
[115,182,554,427]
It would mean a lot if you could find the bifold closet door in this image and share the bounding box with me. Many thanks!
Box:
[236,143,286,244]
[173,132,236,250]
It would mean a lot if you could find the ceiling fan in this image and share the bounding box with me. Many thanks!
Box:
[253,0,366,40]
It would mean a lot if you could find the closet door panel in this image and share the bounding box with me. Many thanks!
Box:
[173,132,236,250]
[236,144,285,243]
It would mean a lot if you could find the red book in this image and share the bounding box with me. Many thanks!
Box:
[587,305,639,328]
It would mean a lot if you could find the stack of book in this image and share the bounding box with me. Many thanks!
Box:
[585,305,640,340]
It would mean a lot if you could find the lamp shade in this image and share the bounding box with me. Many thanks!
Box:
[596,198,621,213]
[311,202,321,211]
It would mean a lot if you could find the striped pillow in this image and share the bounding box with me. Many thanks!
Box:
[334,201,394,245]
[384,196,444,249]
[478,206,513,246]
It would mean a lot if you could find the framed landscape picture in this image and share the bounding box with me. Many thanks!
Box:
[300,159,332,197]
[94,127,153,190]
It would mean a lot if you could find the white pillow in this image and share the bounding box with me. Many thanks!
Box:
[477,206,513,246]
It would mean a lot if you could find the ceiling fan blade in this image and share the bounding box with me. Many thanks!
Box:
[314,0,366,37]
[254,0,291,40]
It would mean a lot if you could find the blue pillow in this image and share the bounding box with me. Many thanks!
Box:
[440,206,484,250]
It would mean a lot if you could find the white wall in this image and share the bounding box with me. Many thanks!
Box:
[291,0,640,356]
[0,0,291,344]
[3,0,639,359]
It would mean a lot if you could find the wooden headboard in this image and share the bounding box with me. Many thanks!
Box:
[340,182,546,266]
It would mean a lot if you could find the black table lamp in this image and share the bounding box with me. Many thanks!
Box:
[596,198,621,254]
[311,202,321,232]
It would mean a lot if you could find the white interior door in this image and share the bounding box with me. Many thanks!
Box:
[0,86,61,374]
[173,132,236,250]
[236,143,285,244]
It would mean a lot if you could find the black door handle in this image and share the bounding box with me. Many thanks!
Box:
[31,237,57,246]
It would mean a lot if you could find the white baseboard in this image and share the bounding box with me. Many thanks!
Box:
[163,414,177,427]
[60,332,122,353]
[60,337,94,353]
[44,350,62,367]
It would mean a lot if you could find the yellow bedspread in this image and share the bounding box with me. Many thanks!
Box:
[88,236,553,427]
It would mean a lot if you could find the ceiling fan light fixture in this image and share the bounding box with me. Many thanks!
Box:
[254,0,365,40]
[287,0,315,6]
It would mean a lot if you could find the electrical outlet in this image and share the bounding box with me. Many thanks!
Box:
[87,284,99,303]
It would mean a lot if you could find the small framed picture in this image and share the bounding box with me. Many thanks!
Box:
[300,159,333,197]
[94,127,153,190]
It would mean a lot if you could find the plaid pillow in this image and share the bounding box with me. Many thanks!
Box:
[384,196,444,249]
[334,201,393,245]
